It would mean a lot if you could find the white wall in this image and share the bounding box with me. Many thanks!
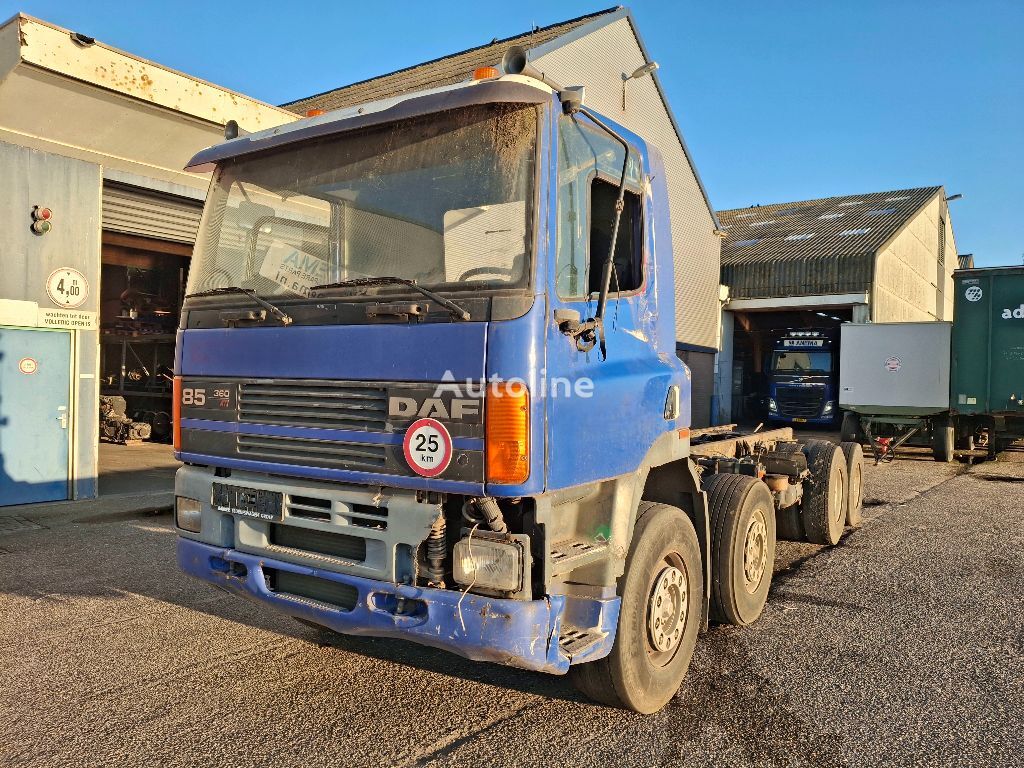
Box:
[873,195,956,322]
[532,17,721,351]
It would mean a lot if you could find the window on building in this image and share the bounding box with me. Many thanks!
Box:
[839,227,871,236]
[750,219,776,228]
[838,200,863,207]
[819,212,845,220]
[867,207,897,216]
[785,232,816,241]
[885,195,911,202]
[733,238,760,247]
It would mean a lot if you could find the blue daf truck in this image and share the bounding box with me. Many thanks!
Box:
[173,55,863,713]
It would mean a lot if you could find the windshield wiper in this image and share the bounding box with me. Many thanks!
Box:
[185,286,293,325]
[310,277,470,321]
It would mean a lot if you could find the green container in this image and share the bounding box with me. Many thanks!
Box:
[951,266,1024,416]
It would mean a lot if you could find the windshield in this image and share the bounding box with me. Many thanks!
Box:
[771,351,831,374]
[187,103,538,302]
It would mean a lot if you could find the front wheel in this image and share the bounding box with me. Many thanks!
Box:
[568,501,702,714]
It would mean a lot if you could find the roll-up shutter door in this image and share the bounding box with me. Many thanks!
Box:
[677,349,715,428]
[102,183,204,244]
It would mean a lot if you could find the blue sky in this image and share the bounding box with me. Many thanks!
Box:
[4,1,1021,266]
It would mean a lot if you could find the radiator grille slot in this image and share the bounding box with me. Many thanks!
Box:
[270,523,367,562]
[265,568,358,611]
[776,386,825,418]
[239,380,388,431]
[238,433,387,471]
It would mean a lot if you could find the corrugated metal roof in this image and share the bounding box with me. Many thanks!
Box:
[282,7,621,114]
[718,186,941,299]
[958,254,975,270]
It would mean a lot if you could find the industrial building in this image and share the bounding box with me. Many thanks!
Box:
[283,6,724,426]
[0,14,295,505]
[716,186,959,424]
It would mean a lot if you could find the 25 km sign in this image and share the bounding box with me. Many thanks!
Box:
[402,418,453,478]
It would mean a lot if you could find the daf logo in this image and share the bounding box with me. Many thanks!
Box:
[389,396,480,421]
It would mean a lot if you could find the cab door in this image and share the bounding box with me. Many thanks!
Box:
[543,113,681,491]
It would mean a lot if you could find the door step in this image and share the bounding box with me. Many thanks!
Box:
[549,538,608,577]
[559,625,605,658]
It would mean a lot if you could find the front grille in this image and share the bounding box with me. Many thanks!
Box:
[270,523,367,561]
[237,433,387,471]
[265,568,358,611]
[777,386,824,418]
[239,380,388,431]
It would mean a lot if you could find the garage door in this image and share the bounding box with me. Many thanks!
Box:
[102,183,203,244]
[677,348,715,429]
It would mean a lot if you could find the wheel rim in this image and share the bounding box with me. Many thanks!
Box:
[647,562,688,656]
[742,510,769,592]
[850,464,863,511]
[830,462,845,525]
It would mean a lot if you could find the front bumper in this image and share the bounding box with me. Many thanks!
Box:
[177,537,618,674]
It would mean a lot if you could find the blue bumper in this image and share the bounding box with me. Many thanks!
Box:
[177,537,618,674]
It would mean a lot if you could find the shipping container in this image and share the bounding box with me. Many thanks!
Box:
[951,266,1024,417]
[839,322,951,415]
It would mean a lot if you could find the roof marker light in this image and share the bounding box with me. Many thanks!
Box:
[474,66,500,80]
[306,109,325,117]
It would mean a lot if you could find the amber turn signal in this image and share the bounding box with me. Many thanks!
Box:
[172,376,182,452]
[485,381,529,484]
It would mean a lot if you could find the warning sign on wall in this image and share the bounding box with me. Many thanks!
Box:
[36,308,98,330]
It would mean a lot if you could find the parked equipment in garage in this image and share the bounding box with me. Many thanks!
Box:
[840,266,1024,462]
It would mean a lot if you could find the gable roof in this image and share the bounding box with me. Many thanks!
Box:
[717,186,942,300]
[282,7,620,114]
[718,186,941,265]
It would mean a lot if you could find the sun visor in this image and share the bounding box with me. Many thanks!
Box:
[184,80,550,173]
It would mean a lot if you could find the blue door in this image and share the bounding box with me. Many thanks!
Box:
[0,327,72,505]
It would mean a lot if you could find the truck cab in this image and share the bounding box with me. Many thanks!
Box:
[766,331,837,425]
[173,65,857,713]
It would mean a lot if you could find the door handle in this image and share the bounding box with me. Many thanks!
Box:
[57,406,69,430]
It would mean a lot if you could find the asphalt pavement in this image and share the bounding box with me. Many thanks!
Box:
[1,447,1022,768]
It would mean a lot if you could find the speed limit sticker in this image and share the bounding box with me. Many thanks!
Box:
[402,418,453,477]
[46,267,89,308]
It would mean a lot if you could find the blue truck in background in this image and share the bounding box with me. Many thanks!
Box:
[766,331,838,426]
[172,52,864,713]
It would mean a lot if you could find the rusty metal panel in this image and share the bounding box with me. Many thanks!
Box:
[13,15,296,132]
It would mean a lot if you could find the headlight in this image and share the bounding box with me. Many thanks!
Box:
[453,534,524,593]
[768,397,778,412]
[822,400,834,415]
[175,496,202,532]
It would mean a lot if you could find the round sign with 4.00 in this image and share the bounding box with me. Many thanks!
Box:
[403,418,453,477]
[46,267,89,308]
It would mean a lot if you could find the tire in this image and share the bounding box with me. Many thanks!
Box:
[932,416,955,463]
[800,440,847,546]
[569,501,702,714]
[840,412,862,443]
[701,473,776,626]
[840,441,864,528]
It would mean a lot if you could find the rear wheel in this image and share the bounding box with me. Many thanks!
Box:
[702,473,776,626]
[841,412,862,443]
[932,416,955,463]
[801,440,847,545]
[568,502,702,714]
[840,441,864,528]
